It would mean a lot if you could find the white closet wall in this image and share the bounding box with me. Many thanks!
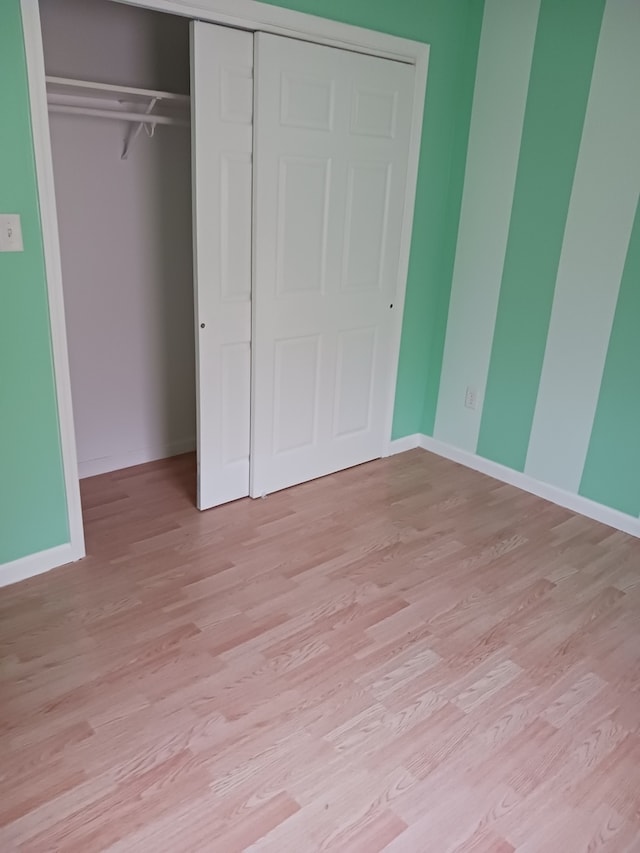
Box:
[40,0,195,478]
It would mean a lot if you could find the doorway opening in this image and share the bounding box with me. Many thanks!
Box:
[40,0,198,529]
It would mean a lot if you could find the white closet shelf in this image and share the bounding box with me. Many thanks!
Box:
[46,76,191,159]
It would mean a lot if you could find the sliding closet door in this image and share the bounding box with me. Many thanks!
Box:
[191,22,253,509]
[251,34,415,497]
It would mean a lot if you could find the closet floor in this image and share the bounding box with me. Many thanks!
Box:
[1,451,639,851]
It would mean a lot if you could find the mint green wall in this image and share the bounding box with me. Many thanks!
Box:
[433,0,640,521]
[0,1,69,564]
[261,0,486,439]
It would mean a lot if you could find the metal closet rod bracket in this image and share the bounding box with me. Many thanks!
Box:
[121,96,159,160]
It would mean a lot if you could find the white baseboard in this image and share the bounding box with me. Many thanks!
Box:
[399,433,640,538]
[78,437,196,479]
[0,541,83,590]
[388,434,422,455]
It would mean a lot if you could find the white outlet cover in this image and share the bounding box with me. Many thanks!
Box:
[0,214,24,252]
[464,386,478,410]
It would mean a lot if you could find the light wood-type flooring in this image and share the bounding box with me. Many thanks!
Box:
[1,450,640,852]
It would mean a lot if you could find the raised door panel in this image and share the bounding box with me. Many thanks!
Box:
[333,327,377,438]
[276,157,331,296]
[220,152,252,302]
[341,162,391,292]
[273,335,321,454]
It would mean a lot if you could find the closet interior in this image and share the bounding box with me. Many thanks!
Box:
[40,0,196,483]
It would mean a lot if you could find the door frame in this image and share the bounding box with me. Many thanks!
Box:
[20,0,429,570]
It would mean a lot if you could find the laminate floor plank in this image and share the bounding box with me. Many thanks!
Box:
[0,450,639,851]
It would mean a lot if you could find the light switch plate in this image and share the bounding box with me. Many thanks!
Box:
[0,214,24,252]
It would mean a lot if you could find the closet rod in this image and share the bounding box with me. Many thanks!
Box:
[46,75,190,104]
[48,104,189,126]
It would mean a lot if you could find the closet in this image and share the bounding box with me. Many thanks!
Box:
[40,0,195,486]
[39,0,418,521]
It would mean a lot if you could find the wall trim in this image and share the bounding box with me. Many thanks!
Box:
[78,438,196,479]
[116,0,425,63]
[387,434,421,455]
[0,542,82,590]
[21,0,86,562]
[389,433,640,538]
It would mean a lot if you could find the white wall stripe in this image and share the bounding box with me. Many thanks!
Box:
[525,0,640,492]
[433,0,540,451]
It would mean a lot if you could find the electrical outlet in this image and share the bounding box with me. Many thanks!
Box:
[464,386,478,410]
[0,214,23,252]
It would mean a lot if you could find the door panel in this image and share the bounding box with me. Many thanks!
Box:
[333,326,377,438]
[220,152,252,300]
[273,335,321,453]
[277,156,331,295]
[251,33,415,496]
[280,74,335,130]
[191,22,253,509]
[342,162,391,291]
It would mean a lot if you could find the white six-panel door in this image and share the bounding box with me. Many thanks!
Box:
[251,33,415,497]
[191,22,253,509]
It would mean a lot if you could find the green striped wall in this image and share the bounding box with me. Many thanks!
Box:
[5,0,638,573]
[433,0,640,523]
